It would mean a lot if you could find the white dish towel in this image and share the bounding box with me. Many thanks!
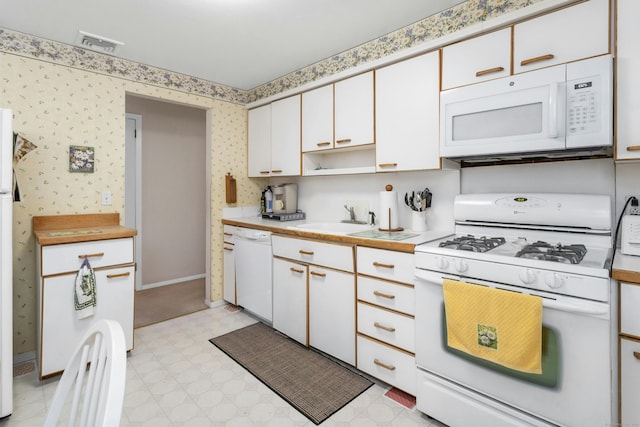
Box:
[74,256,97,319]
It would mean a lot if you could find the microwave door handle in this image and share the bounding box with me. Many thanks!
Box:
[548,82,559,138]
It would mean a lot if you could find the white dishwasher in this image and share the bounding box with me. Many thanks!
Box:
[234,227,273,322]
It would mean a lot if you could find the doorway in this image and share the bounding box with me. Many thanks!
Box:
[125,95,209,326]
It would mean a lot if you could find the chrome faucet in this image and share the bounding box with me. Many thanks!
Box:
[368,211,376,226]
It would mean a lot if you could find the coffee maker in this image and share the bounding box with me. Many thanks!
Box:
[272,183,298,213]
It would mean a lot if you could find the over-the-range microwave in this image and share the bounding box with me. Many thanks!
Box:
[439,54,613,159]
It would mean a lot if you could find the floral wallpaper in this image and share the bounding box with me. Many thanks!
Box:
[0,0,547,105]
[0,0,552,356]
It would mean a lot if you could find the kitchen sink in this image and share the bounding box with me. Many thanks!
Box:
[288,222,375,235]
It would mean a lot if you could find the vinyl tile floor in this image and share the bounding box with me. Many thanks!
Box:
[0,305,447,426]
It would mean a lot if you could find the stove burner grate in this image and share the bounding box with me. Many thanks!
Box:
[515,242,587,264]
[438,235,506,253]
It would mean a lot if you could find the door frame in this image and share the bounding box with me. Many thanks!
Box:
[125,113,143,290]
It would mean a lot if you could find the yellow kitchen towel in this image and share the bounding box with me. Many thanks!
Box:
[443,279,542,374]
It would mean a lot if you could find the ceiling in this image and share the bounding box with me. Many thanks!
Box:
[1,0,463,90]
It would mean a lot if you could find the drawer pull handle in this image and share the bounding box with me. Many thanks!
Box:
[271,169,283,174]
[373,261,394,269]
[374,322,396,332]
[373,290,395,300]
[299,250,314,256]
[374,359,396,371]
[78,252,104,259]
[634,351,640,361]
[310,271,326,278]
[223,241,234,246]
[107,272,131,279]
[378,163,398,168]
[336,138,352,144]
[317,141,331,147]
[520,54,554,67]
[475,66,505,77]
[290,267,304,274]
[626,146,640,152]
[260,170,270,175]
[223,232,233,237]
[224,247,234,252]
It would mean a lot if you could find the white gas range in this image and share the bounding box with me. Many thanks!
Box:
[413,193,615,427]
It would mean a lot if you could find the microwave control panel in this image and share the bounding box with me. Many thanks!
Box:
[567,75,600,136]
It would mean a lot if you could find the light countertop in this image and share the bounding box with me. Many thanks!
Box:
[612,251,640,283]
[222,216,452,253]
[33,213,137,246]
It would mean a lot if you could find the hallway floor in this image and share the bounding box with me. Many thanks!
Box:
[2,305,446,426]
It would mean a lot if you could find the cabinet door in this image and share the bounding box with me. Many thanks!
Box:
[513,0,610,74]
[621,338,640,425]
[222,227,235,304]
[270,95,301,176]
[302,85,334,152]
[41,266,134,377]
[441,28,511,90]
[376,51,440,172]
[309,266,355,365]
[616,0,640,160]
[334,71,374,148]
[273,258,308,345]
[247,104,271,177]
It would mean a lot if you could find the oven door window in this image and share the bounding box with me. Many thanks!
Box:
[440,305,560,388]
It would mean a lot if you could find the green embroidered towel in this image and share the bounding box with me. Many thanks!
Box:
[74,257,97,319]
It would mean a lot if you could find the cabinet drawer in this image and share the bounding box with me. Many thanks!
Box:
[357,276,414,315]
[357,335,416,395]
[41,238,134,276]
[621,338,640,425]
[357,302,414,352]
[40,265,134,377]
[272,235,355,272]
[357,247,414,284]
[621,282,640,337]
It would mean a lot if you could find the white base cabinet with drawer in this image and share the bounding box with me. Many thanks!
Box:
[619,281,640,424]
[36,237,135,379]
[356,246,417,395]
[272,235,356,365]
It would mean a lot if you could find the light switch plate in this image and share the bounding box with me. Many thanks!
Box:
[101,191,112,206]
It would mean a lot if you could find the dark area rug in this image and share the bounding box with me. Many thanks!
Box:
[209,322,373,424]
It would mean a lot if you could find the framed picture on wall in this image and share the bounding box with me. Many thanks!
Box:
[69,145,95,173]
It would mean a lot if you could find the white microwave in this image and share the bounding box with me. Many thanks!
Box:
[439,55,613,159]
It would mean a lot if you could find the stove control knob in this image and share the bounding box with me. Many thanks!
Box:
[519,269,537,284]
[544,272,564,289]
[436,257,449,270]
[454,259,468,273]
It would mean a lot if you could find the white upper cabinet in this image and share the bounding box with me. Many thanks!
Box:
[247,104,271,177]
[334,71,375,149]
[248,95,301,177]
[376,51,441,171]
[513,0,610,74]
[441,28,511,91]
[270,95,301,176]
[616,0,640,160]
[302,85,333,152]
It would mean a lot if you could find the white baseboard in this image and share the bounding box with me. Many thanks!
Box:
[140,274,206,290]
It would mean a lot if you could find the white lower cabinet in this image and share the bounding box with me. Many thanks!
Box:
[621,338,640,424]
[272,235,356,365]
[37,237,135,379]
[356,246,416,394]
[309,266,355,365]
[272,257,308,345]
[357,335,417,395]
[222,225,236,304]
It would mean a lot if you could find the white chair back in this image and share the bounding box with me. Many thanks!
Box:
[43,319,127,427]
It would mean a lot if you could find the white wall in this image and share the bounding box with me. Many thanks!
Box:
[271,168,460,232]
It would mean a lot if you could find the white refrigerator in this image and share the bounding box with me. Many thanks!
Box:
[0,109,12,418]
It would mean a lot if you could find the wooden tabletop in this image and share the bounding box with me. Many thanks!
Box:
[33,213,137,245]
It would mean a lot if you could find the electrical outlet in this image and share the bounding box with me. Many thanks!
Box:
[626,195,640,215]
[101,191,112,206]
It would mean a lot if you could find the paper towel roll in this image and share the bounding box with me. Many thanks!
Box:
[379,190,399,230]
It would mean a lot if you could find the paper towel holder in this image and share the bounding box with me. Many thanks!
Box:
[378,184,404,232]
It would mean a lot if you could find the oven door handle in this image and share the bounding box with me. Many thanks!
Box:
[542,298,609,316]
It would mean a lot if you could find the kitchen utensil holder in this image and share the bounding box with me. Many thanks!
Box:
[411,210,427,232]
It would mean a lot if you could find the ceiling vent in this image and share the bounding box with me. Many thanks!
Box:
[75,30,124,54]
